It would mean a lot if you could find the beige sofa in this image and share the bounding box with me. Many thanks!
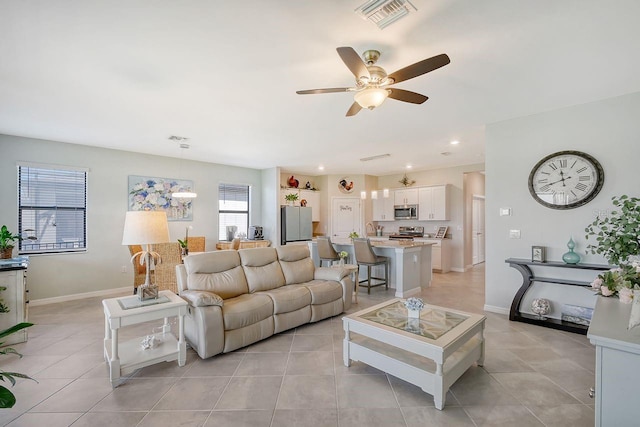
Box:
[176,245,353,359]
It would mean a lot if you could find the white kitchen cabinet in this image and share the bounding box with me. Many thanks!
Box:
[281,189,321,221]
[418,185,449,221]
[394,188,418,206]
[372,192,394,221]
[588,297,640,426]
[0,258,29,345]
[299,189,320,222]
[417,239,451,273]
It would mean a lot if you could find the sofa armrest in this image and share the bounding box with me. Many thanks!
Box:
[314,266,349,281]
[181,290,224,307]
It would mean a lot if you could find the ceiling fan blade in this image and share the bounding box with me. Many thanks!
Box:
[346,102,362,117]
[337,47,370,79]
[387,88,429,104]
[387,54,450,85]
[296,87,351,95]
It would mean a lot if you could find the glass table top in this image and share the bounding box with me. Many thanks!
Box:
[358,301,469,340]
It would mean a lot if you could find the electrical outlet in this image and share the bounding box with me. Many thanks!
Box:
[509,230,521,239]
[121,266,127,273]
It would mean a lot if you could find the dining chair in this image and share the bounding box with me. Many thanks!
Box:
[317,236,340,267]
[231,238,241,250]
[187,236,205,252]
[353,238,389,294]
[150,242,182,294]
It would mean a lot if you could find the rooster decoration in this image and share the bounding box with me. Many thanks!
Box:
[288,176,299,188]
[339,179,354,192]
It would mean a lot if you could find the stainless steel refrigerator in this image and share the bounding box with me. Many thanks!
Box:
[281,206,312,245]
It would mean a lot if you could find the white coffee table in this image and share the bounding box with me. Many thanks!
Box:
[343,298,485,409]
[102,290,187,387]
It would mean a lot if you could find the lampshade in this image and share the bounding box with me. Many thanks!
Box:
[371,190,378,200]
[354,88,389,109]
[122,211,170,245]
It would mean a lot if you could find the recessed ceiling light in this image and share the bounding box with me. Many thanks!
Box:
[318,165,325,171]
[406,164,412,169]
[450,140,460,145]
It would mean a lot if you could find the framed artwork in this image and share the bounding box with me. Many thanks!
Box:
[532,246,546,262]
[435,226,448,239]
[128,175,194,221]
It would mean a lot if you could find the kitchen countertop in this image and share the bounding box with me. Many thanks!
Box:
[313,238,434,249]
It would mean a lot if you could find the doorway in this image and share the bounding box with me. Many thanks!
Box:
[331,197,361,238]
[472,195,485,265]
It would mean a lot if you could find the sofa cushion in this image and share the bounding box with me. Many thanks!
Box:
[258,285,311,315]
[221,293,273,331]
[303,280,345,305]
[276,245,315,284]
[239,248,285,293]
[184,251,249,299]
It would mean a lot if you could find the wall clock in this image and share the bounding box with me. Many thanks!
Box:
[528,150,604,210]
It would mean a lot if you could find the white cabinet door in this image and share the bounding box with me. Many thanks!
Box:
[418,185,449,221]
[299,190,320,221]
[394,188,418,206]
[372,194,394,221]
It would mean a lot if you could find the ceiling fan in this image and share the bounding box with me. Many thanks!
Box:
[296,47,450,117]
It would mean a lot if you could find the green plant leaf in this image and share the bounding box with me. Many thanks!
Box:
[0,323,33,340]
[0,386,16,408]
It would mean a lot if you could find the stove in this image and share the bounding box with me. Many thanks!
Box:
[388,226,424,240]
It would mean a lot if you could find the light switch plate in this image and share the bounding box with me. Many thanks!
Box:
[509,230,521,239]
[500,208,512,216]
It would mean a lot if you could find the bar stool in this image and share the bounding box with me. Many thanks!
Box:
[317,236,340,267]
[353,238,389,294]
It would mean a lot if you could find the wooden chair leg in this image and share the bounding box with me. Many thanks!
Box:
[367,265,372,294]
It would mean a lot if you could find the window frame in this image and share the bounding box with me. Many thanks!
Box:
[218,183,250,241]
[17,162,88,255]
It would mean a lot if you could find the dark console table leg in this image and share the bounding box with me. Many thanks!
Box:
[508,262,533,321]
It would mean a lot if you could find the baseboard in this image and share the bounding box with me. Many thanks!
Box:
[483,304,509,315]
[395,287,422,298]
[30,286,131,307]
[450,267,465,273]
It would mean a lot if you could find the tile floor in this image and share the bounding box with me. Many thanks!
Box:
[0,264,595,426]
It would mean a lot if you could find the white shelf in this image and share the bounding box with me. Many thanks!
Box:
[104,334,179,377]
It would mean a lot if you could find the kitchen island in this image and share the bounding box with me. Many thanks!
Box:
[308,239,433,298]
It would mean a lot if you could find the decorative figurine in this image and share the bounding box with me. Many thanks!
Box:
[531,298,551,319]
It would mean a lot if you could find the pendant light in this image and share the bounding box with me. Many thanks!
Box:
[170,136,197,199]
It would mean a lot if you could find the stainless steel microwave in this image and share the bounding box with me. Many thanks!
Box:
[394,205,418,220]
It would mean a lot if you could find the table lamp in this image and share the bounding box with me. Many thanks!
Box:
[122,211,170,300]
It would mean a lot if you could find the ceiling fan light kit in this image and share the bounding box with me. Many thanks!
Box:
[296,47,449,117]
[354,87,389,109]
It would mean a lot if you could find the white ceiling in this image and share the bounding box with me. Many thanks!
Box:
[1,0,639,176]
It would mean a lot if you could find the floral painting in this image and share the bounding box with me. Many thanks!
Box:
[128,175,194,221]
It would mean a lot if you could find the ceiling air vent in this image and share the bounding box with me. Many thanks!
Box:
[355,0,417,30]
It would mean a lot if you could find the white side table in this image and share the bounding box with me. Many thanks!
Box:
[102,290,187,387]
[332,263,360,303]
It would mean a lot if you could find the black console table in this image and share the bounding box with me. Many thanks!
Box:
[505,258,610,334]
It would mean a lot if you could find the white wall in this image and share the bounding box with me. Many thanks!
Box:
[0,135,263,301]
[485,91,640,317]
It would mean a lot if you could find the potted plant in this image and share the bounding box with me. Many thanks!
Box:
[284,193,299,205]
[348,231,359,241]
[177,226,192,256]
[0,323,35,408]
[0,226,21,260]
[585,195,640,266]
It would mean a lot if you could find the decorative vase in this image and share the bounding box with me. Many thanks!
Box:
[408,309,421,319]
[562,238,581,264]
[339,258,345,267]
[531,298,551,319]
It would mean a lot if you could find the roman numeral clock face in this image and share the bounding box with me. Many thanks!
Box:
[528,151,604,209]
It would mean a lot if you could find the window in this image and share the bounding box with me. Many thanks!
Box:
[18,164,88,254]
[218,183,249,241]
